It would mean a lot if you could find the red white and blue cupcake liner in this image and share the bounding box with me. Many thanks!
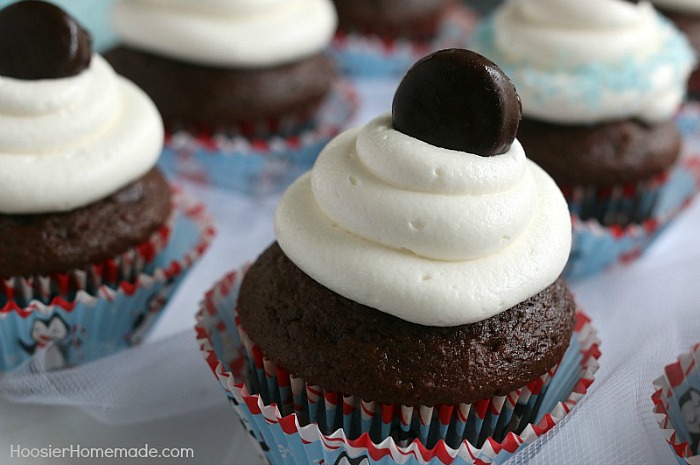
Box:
[0,187,215,372]
[158,81,358,196]
[564,156,700,281]
[561,170,673,227]
[329,4,478,78]
[1,203,175,309]
[652,343,700,464]
[195,269,601,465]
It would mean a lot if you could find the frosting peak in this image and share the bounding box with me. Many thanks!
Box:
[112,0,337,67]
[472,0,695,124]
[0,54,163,214]
[275,114,572,327]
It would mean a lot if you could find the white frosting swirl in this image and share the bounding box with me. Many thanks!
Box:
[471,0,695,124]
[275,114,572,327]
[0,54,164,214]
[654,0,700,14]
[112,0,337,67]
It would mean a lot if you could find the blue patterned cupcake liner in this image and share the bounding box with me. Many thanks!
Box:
[158,81,358,196]
[1,197,177,308]
[564,156,700,281]
[196,270,601,465]
[0,188,215,372]
[652,343,700,464]
[562,171,670,227]
[329,4,478,78]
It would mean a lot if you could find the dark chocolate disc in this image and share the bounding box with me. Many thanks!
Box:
[392,48,521,156]
[0,0,92,80]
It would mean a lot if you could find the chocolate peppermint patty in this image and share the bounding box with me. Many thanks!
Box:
[104,47,337,135]
[392,48,521,156]
[0,168,172,278]
[237,242,576,407]
[0,0,92,80]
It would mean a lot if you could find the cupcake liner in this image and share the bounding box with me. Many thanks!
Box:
[564,156,700,281]
[158,81,358,196]
[329,3,478,77]
[652,343,700,464]
[561,171,669,227]
[1,206,175,309]
[0,187,215,372]
[195,269,601,465]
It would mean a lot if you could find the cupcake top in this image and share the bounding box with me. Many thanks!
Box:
[654,0,700,13]
[275,49,571,327]
[471,0,695,124]
[0,1,163,214]
[112,0,338,68]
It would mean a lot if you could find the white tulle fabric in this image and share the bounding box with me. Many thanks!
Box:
[0,331,222,424]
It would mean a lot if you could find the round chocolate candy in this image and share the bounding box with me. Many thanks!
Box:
[392,48,521,156]
[0,0,92,80]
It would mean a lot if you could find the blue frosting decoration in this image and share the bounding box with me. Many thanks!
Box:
[471,15,694,119]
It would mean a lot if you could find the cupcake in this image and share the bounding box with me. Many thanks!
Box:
[0,1,214,371]
[196,49,600,464]
[330,0,478,77]
[105,0,357,194]
[471,0,700,279]
[652,343,700,464]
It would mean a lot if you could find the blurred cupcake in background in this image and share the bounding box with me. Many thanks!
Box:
[105,0,357,195]
[472,0,700,280]
[0,1,214,371]
[330,0,479,77]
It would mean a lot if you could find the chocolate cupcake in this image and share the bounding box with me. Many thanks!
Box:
[472,0,699,278]
[0,1,214,371]
[105,0,356,194]
[334,0,454,41]
[330,0,478,76]
[196,49,600,464]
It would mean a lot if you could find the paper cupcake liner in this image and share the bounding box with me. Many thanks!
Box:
[195,269,601,465]
[652,343,700,464]
[329,3,478,77]
[561,170,670,227]
[564,157,700,281]
[1,206,175,309]
[0,188,215,372]
[158,81,358,196]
